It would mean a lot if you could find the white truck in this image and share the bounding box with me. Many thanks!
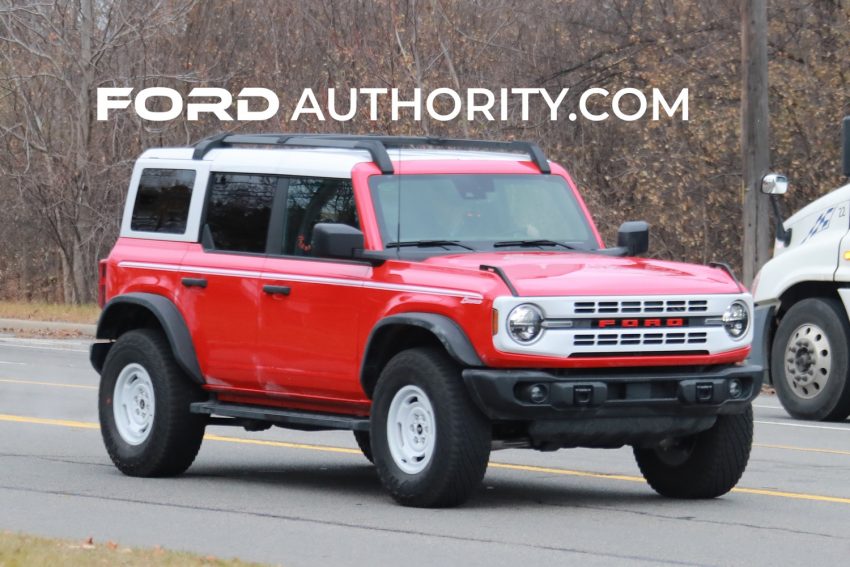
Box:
[753,117,850,421]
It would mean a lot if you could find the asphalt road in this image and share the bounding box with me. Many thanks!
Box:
[0,335,848,566]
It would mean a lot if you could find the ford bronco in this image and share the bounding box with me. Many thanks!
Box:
[92,134,761,507]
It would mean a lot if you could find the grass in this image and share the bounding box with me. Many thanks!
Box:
[0,301,100,324]
[0,532,267,567]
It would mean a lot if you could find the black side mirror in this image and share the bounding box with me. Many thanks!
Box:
[312,223,364,259]
[617,221,649,256]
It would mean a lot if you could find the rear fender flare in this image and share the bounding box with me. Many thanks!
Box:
[91,293,204,384]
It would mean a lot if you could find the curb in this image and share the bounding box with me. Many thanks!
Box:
[0,318,96,336]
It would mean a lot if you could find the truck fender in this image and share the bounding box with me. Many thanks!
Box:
[360,313,483,397]
[90,292,204,384]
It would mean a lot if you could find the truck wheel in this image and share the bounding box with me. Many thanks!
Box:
[98,329,207,477]
[633,405,753,499]
[353,431,373,463]
[771,298,850,421]
[370,347,491,508]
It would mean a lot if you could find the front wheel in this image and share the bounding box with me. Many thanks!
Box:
[770,298,850,421]
[633,406,753,499]
[99,329,207,477]
[353,430,373,463]
[370,347,491,508]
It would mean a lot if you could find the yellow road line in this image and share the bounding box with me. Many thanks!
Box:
[0,413,98,429]
[0,378,97,390]
[731,487,850,504]
[2,412,850,505]
[754,443,850,457]
[488,461,645,483]
[204,433,361,455]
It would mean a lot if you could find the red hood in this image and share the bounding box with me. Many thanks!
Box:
[422,252,743,296]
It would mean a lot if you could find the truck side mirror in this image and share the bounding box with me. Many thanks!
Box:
[617,221,649,256]
[761,173,788,195]
[312,223,364,259]
[761,173,792,246]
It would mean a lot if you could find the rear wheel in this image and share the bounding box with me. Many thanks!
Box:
[633,406,753,499]
[771,298,850,421]
[99,329,207,477]
[371,347,491,508]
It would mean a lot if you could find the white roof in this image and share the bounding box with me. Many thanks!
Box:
[139,146,536,178]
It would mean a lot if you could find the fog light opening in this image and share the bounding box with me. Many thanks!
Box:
[525,383,549,404]
[728,378,744,399]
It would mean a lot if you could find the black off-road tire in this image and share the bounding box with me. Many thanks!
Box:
[371,347,491,508]
[99,329,207,477]
[633,405,753,499]
[771,298,850,421]
[353,430,373,463]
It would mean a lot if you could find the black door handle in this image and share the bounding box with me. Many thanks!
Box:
[263,285,291,296]
[182,277,208,288]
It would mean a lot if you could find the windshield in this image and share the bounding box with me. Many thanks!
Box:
[369,174,598,250]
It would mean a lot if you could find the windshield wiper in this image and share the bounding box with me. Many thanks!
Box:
[493,239,578,250]
[386,240,476,251]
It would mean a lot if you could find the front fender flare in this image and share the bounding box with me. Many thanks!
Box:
[360,313,483,396]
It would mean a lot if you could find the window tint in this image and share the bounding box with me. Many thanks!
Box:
[130,168,195,234]
[206,173,276,253]
[283,178,358,255]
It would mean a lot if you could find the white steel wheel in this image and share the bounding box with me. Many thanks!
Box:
[112,363,156,446]
[386,385,436,474]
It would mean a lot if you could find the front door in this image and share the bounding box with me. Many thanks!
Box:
[258,176,371,412]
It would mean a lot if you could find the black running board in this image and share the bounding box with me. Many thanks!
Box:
[190,401,370,432]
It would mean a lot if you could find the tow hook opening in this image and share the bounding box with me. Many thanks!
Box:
[574,385,594,405]
[695,383,714,402]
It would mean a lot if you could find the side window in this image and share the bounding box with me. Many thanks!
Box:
[283,178,359,255]
[130,168,196,234]
[205,173,276,253]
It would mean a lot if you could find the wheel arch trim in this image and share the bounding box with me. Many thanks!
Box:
[360,313,483,397]
[91,293,204,384]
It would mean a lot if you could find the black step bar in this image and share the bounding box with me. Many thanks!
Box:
[191,133,550,174]
[190,401,369,432]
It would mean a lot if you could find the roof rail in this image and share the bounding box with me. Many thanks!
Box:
[190,133,551,174]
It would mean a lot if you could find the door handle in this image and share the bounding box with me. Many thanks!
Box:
[263,285,291,296]
[182,277,208,288]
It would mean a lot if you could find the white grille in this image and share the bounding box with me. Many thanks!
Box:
[573,299,708,315]
[573,331,708,348]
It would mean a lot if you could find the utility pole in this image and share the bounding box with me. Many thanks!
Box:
[741,0,771,286]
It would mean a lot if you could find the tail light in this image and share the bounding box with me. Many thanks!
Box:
[97,259,108,308]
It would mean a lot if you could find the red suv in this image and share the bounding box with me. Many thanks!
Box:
[92,134,763,507]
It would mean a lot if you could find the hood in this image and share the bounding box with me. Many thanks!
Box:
[422,252,742,296]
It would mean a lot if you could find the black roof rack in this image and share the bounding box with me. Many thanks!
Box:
[190,133,551,174]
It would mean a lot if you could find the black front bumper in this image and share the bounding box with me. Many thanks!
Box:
[462,364,762,421]
[461,363,761,448]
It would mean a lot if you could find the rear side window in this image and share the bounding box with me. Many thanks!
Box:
[206,173,276,253]
[130,169,196,233]
[283,178,358,255]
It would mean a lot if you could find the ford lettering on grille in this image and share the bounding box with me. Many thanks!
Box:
[593,318,688,328]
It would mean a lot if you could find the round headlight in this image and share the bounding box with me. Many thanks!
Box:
[722,301,750,339]
[508,304,544,344]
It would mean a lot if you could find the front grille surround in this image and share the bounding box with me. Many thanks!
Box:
[492,293,753,358]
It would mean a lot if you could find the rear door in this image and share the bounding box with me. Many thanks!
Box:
[180,172,281,391]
